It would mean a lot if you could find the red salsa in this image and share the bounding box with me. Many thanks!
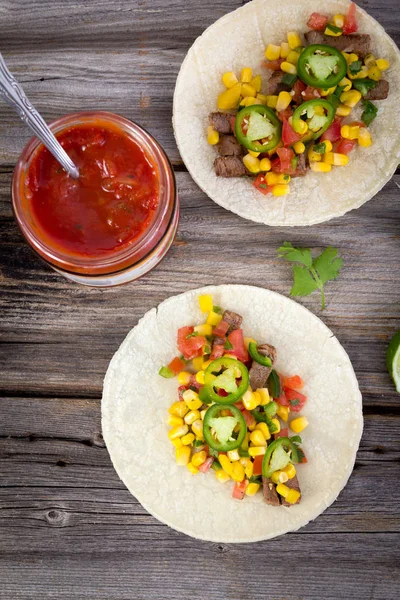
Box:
[25,122,159,258]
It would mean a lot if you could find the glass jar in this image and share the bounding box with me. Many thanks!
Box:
[12,111,179,286]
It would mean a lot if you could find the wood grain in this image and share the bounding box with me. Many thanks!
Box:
[0,0,399,598]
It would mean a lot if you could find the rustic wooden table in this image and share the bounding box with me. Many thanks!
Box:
[0,1,399,598]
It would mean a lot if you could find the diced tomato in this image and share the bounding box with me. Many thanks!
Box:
[320,118,342,143]
[227,329,249,362]
[282,375,304,390]
[210,344,224,360]
[253,454,263,476]
[178,385,187,401]
[177,326,193,343]
[241,409,255,428]
[277,106,293,123]
[343,2,358,34]
[302,86,321,102]
[232,480,247,500]
[199,457,214,473]
[264,59,284,71]
[307,12,328,31]
[177,326,206,360]
[276,389,290,406]
[277,147,295,172]
[253,173,273,195]
[234,401,244,410]
[189,375,201,391]
[299,449,308,464]
[213,320,229,337]
[168,356,186,375]
[282,118,302,147]
[336,138,357,155]
[283,387,307,412]
[274,427,289,439]
[292,79,307,104]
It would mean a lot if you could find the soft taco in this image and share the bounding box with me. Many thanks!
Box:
[102,285,363,542]
[173,0,400,226]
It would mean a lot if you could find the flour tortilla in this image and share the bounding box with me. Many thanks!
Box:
[173,0,400,226]
[102,285,363,542]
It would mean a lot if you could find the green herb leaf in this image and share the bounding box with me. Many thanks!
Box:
[289,435,302,444]
[361,99,378,126]
[313,246,343,285]
[238,448,250,457]
[277,241,313,268]
[193,439,205,448]
[313,142,326,154]
[327,94,340,110]
[213,305,223,314]
[333,85,346,98]
[259,183,268,189]
[158,366,174,378]
[290,399,300,407]
[325,23,343,34]
[208,447,219,458]
[291,265,319,297]
[282,73,297,86]
[186,331,199,338]
[249,475,262,484]
[349,60,362,75]
[224,339,234,350]
[352,78,377,97]
[296,447,306,462]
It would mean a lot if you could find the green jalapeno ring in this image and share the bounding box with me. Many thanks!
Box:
[292,99,335,141]
[297,44,347,89]
[262,437,300,479]
[235,105,282,153]
[248,342,272,367]
[203,403,247,452]
[203,357,249,405]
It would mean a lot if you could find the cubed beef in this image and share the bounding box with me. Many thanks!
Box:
[266,71,291,95]
[217,135,244,156]
[304,31,371,56]
[249,343,277,390]
[365,79,389,100]
[209,112,235,134]
[222,310,243,332]
[214,156,246,177]
[213,336,225,347]
[281,475,301,507]
[262,476,280,506]
[294,152,308,177]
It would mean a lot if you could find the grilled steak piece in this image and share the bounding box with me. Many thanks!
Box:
[281,475,301,507]
[262,476,280,506]
[213,336,225,347]
[249,343,277,390]
[209,112,235,134]
[222,310,243,333]
[365,79,389,100]
[304,31,371,56]
[214,156,246,177]
[294,152,308,177]
[217,135,243,157]
[266,71,291,95]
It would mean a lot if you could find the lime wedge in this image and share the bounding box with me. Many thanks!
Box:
[386,331,400,393]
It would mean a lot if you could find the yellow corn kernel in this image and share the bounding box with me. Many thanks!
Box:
[324,25,342,37]
[280,42,290,58]
[250,74,262,92]
[322,140,333,153]
[272,184,290,197]
[198,294,213,313]
[168,424,189,440]
[346,53,359,65]
[336,103,352,117]
[248,446,266,457]
[226,450,239,462]
[319,86,336,96]
[167,415,184,427]
[248,150,260,157]
[181,432,195,446]
[290,416,309,433]
[191,356,202,372]
[332,152,349,166]
[241,67,253,83]
[274,174,291,185]
[308,149,321,162]
[241,83,257,98]
[266,94,278,109]
[281,61,297,75]
[207,126,219,145]
[276,405,289,422]
[282,463,296,479]
[341,124,360,140]
[176,445,191,466]
[195,371,205,385]
[215,468,231,483]
[184,409,201,425]
[255,422,271,440]
[271,470,289,484]
[293,141,305,154]
[340,89,362,107]
[182,389,202,411]
[265,172,280,185]
[242,389,260,411]
[368,65,381,81]
[200,409,207,421]
[191,419,204,439]
[257,388,270,406]
[259,157,272,172]
[222,71,238,89]
[276,483,290,498]
[187,462,199,474]
[286,489,301,504]
[231,461,245,482]
[177,371,191,386]
[217,83,241,110]
[270,417,281,433]
[240,96,258,107]
[243,154,261,174]
[352,65,369,79]
[358,128,372,148]
[332,14,345,28]
[265,43,281,60]
[310,161,332,173]
[287,31,302,50]
[340,77,352,92]
[286,50,300,65]
[219,454,233,476]
[293,119,308,135]
[194,323,212,337]
[244,336,257,350]
[171,438,183,449]
[323,151,334,165]
[256,93,268,105]
[342,51,350,62]
[191,450,207,467]
[313,105,325,116]
[376,58,389,71]
[276,91,292,111]
[169,401,189,418]
[206,310,223,327]
[364,53,376,68]
[246,483,260,496]
[202,359,212,370]
[249,429,267,446]
[244,460,254,479]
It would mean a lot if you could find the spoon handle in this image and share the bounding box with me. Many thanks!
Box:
[0,53,79,179]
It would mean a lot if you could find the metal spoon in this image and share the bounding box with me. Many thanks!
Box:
[0,53,79,179]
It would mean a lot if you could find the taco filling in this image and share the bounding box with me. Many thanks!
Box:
[160,293,309,505]
[206,2,391,198]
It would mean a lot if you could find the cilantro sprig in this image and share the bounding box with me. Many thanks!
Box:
[277,242,343,310]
